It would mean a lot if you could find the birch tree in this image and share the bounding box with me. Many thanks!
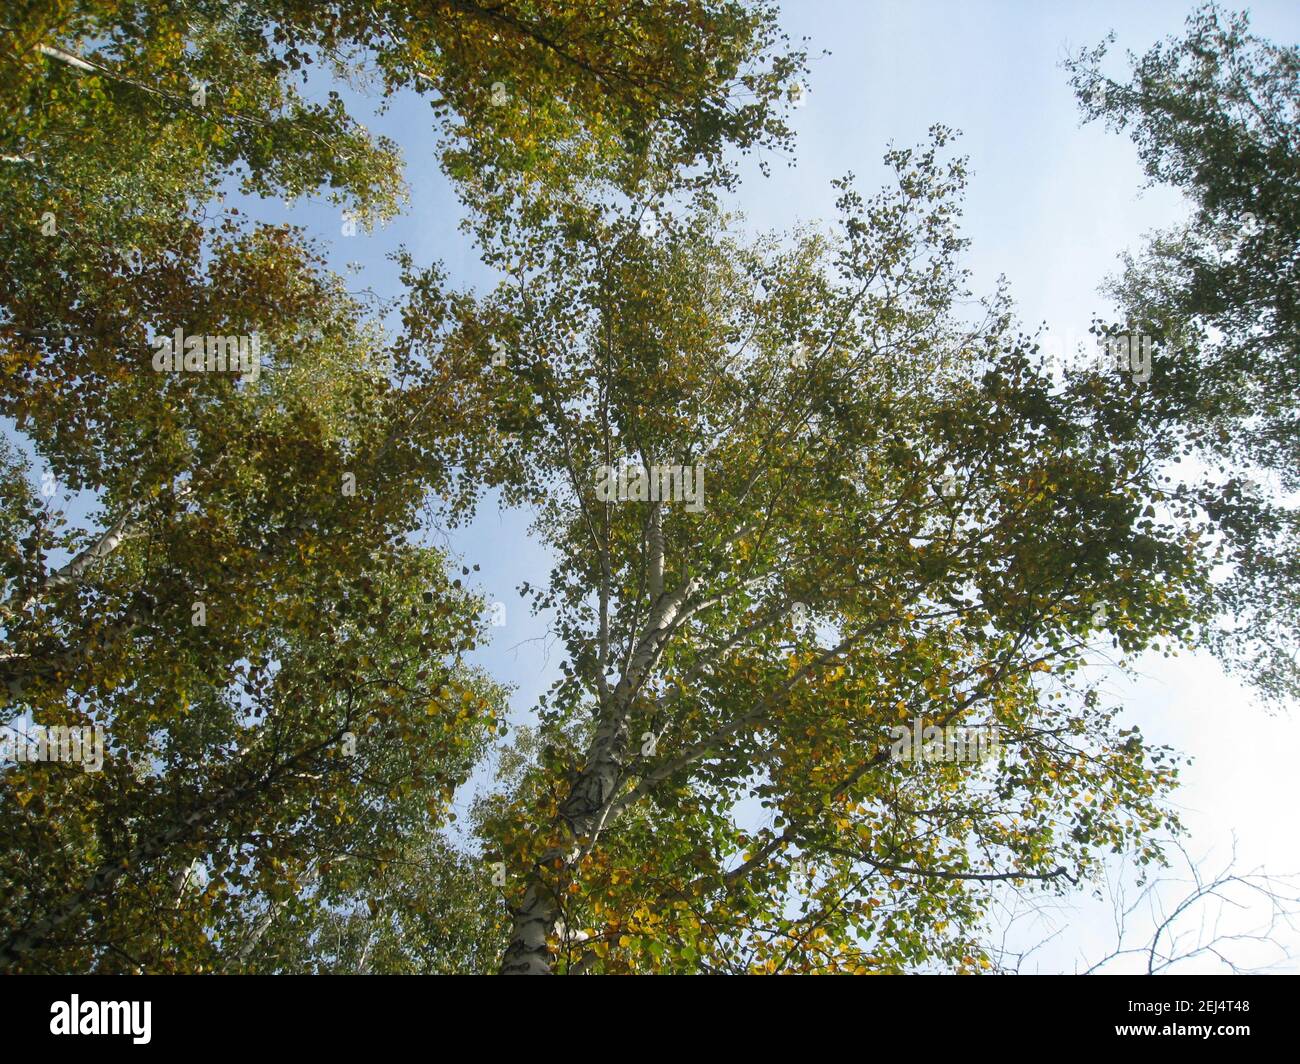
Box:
[397,129,1232,972]
[1067,3,1300,703]
[0,205,507,971]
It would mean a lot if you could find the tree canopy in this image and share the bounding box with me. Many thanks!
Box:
[1067,2,1300,703]
[1,0,1296,974]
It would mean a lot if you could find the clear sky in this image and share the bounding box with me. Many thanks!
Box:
[8,0,1298,973]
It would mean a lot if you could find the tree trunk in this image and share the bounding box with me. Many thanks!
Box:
[500,708,633,974]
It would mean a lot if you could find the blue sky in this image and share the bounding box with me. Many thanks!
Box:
[8,0,1299,972]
